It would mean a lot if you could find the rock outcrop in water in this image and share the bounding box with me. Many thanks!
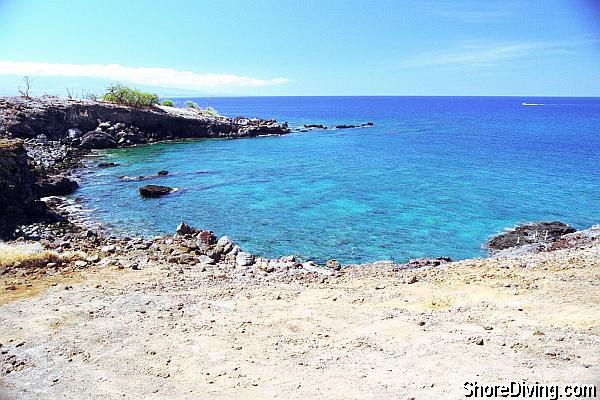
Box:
[139,185,173,198]
[0,96,290,148]
[486,221,576,251]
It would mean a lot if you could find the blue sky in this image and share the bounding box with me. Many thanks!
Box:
[0,0,599,96]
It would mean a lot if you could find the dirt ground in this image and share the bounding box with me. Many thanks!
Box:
[1,244,598,399]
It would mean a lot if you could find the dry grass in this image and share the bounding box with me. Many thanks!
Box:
[0,241,61,269]
[0,138,23,151]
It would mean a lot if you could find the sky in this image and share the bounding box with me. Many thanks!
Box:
[0,0,599,96]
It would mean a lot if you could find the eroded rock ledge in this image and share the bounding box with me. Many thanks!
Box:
[0,96,290,145]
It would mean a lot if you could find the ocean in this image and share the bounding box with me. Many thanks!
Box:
[76,96,600,264]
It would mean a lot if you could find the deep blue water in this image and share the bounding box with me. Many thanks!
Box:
[77,97,600,264]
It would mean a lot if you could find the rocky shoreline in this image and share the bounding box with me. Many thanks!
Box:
[1,96,599,279]
[0,96,289,240]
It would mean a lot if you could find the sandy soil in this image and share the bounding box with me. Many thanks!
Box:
[1,244,599,399]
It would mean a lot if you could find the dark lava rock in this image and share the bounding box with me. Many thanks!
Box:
[0,140,46,239]
[36,175,79,197]
[115,131,147,145]
[335,124,357,129]
[197,230,217,246]
[1,97,290,145]
[80,131,117,149]
[139,185,173,198]
[304,124,327,130]
[175,222,198,236]
[98,162,119,168]
[487,221,576,251]
[157,170,169,176]
[334,122,373,129]
[405,257,452,268]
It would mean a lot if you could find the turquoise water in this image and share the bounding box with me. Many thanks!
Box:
[77,97,600,263]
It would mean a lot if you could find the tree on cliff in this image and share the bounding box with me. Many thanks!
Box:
[102,84,158,108]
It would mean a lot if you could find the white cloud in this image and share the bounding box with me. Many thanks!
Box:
[399,41,570,69]
[0,60,290,90]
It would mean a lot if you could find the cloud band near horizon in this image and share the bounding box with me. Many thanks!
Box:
[0,60,290,90]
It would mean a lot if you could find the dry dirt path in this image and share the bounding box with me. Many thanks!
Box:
[1,245,599,399]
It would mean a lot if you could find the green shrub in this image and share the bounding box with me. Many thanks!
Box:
[102,83,159,108]
[161,99,175,107]
[184,101,219,116]
[202,106,219,116]
[185,100,201,110]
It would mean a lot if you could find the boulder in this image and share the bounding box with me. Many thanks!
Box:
[198,254,216,265]
[36,175,79,197]
[236,252,255,267]
[487,221,576,251]
[116,131,146,145]
[217,235,232,247]
[80,131,116,149]
[139,185,173,198]
[216,236,234,254]
[66,128,82,139]
[302,261,333,275]
[197,230,217,246]
[175,222,198,236]
[157,170,169,176]
[326,259,342,270]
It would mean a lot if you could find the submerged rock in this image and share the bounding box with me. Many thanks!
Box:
[487,221,576,251]
[139,185,173,198]
[97,162,120,168]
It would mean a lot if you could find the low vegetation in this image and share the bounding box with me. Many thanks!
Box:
[185,100,201,110]
[102,83,159,108]
[203,106,219,116]
[185,100,219,116]
[161,99,175,107]
[0,242,61,269]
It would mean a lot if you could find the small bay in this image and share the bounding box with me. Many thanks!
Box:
[77,96,600,263]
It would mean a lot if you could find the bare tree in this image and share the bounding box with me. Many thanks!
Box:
[66,87,74,100]
[83,91,98,101]
[18,76,32,99]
